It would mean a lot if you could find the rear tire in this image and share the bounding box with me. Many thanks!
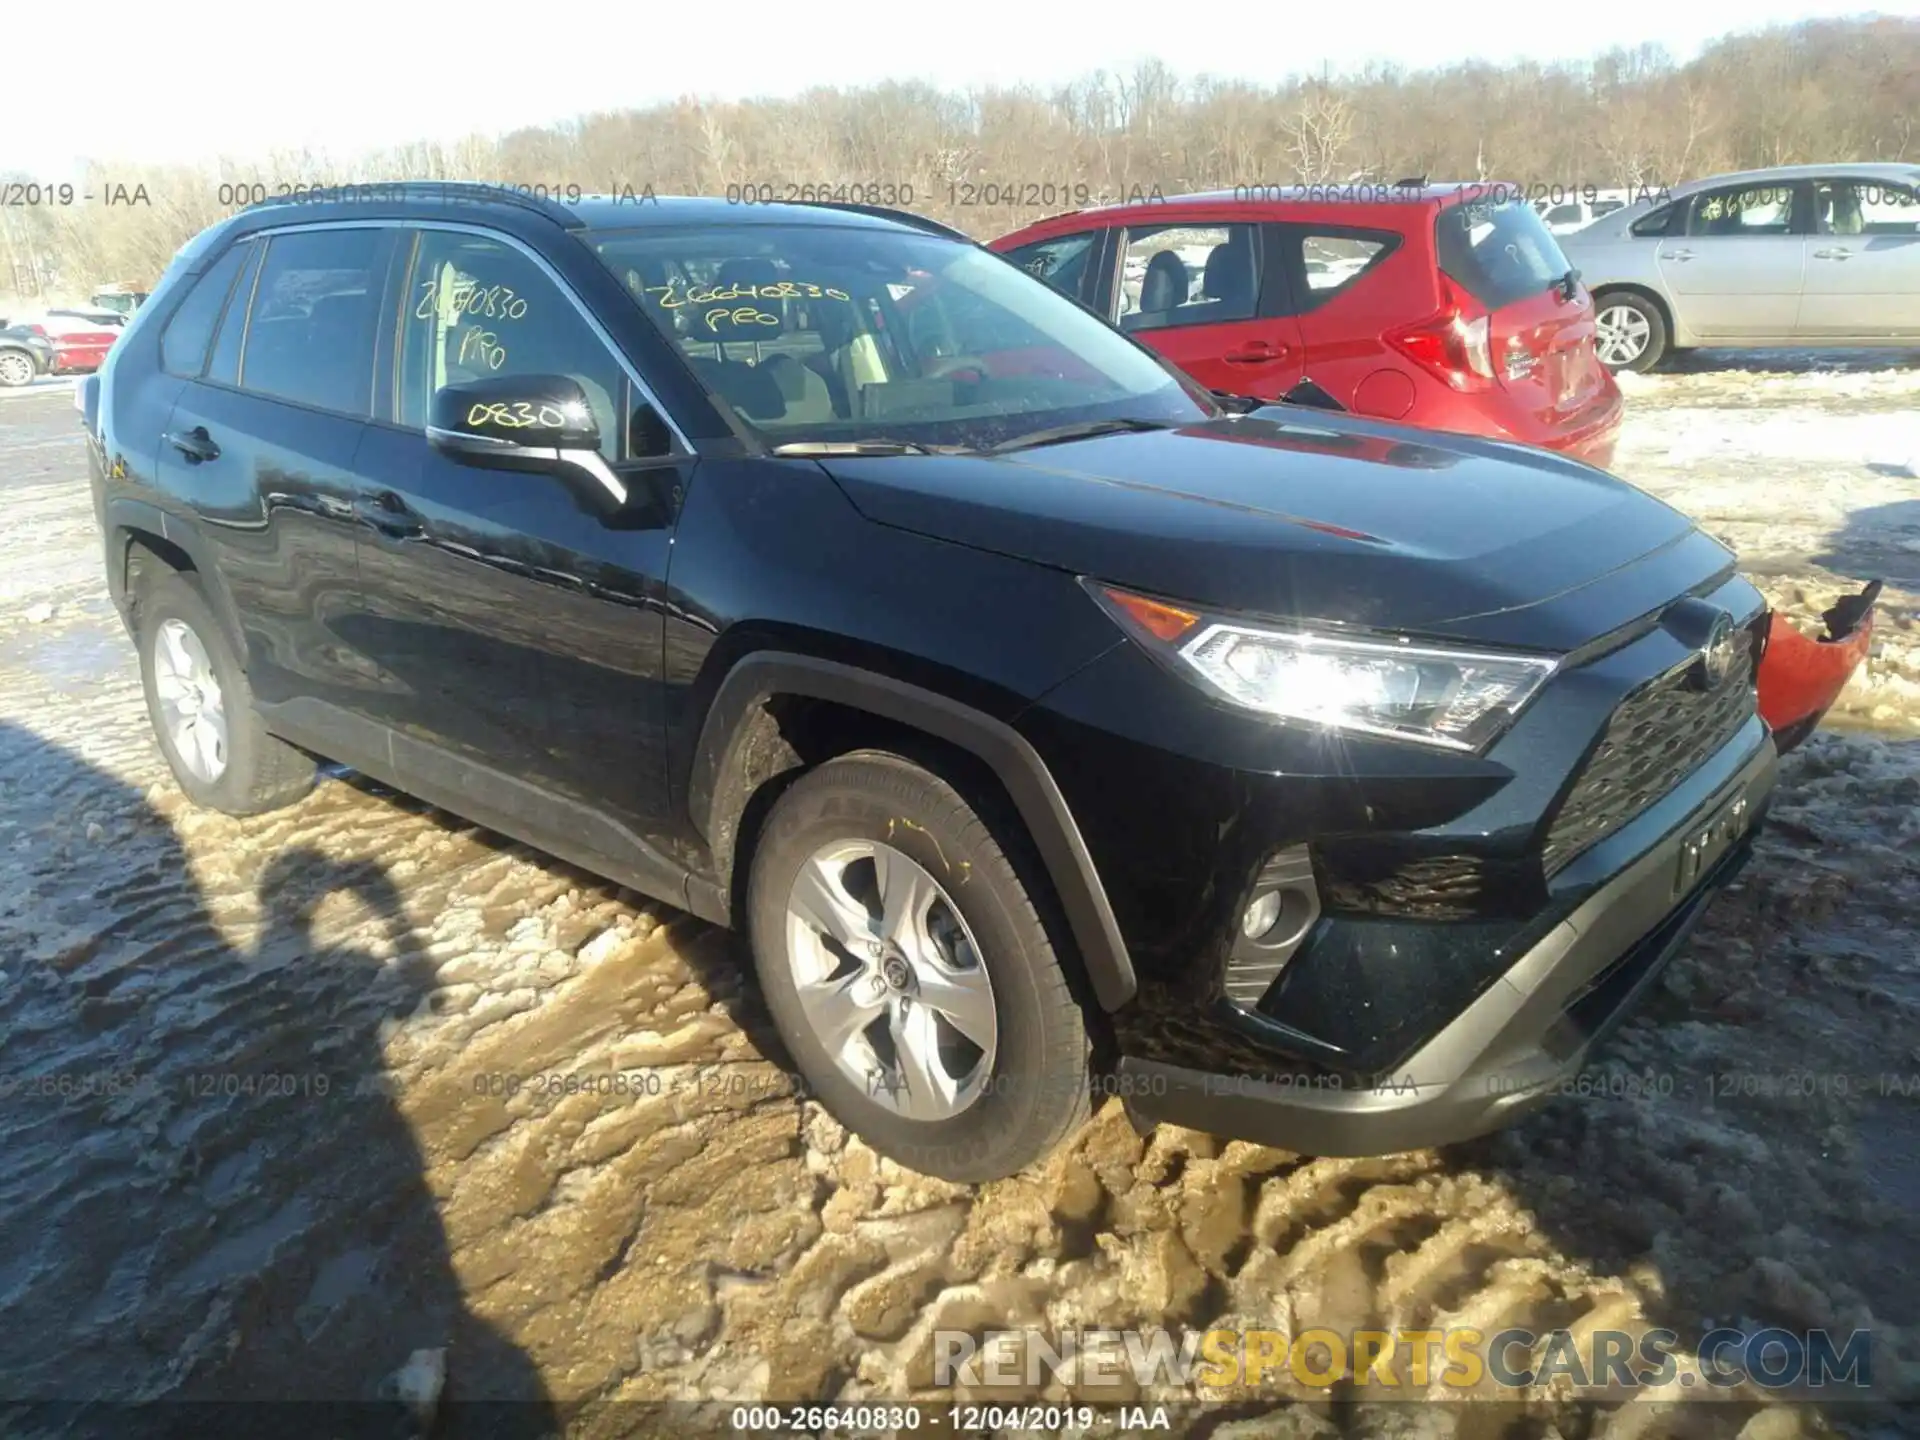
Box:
[746,750,1092,1182]
[1593,292,1668,373]
[135,572,315,815]
[0,349,35,388]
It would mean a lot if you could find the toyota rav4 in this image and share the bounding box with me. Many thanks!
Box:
[83,185,1810,1181]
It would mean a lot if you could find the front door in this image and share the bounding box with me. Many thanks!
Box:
[344,226,694,892]
[1658,181,1810,339]
[1109,221,1305,398]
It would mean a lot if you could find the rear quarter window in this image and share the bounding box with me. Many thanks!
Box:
[1434,199,1571,310]
[160,241,252,378]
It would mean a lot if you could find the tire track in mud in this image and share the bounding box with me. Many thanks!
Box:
[1,390,1912,1438]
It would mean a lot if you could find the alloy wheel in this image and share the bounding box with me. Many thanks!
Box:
[0,352,34,387]
[151,618,229,782]
[784,839,997,1121]
[1595,304,1652,368]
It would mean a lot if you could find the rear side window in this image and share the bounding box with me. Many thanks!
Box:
[1117,224,1261,332]
[1297,231,1393,303]
[1684,184,1799,237]
[1004,232,1098,305]
[1814,179,1920,236]
[159,241,251,377]
[238,228,389,417]
[1435,199,1571,310]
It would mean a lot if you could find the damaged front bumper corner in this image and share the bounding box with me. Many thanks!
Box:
[1756,580,1881,754]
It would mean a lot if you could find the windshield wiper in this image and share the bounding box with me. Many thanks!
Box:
[1555,267,1582,302]
[770,439,963,457]
[985,417,1180,454]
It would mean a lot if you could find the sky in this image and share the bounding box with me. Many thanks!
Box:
[9,0,1917,178]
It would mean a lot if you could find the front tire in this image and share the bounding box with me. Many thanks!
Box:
[0,349,35,388]
[746,751,1092,1182]
[135,572,316,815]
[1593,292,1668,373]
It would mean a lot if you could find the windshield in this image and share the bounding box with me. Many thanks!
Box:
[589,223,1210,449]
[1434,198,1573,310]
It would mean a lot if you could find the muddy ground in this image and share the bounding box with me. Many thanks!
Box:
[0,361,1916,1440]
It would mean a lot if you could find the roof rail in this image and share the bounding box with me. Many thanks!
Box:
[786,201,976,244]
[241,180,586,229]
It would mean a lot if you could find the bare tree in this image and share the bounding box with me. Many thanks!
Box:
[9,17,1920,303]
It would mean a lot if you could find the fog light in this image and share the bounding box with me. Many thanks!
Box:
[1223,846,1323,1010]
[1242,890,1283,940]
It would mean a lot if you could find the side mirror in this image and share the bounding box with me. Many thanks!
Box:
[428,375,627,505]
[1280,378,1347,412]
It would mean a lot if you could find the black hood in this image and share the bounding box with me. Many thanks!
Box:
[821,412,1735,652]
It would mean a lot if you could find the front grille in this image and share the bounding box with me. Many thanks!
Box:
[1541,643,1756,875]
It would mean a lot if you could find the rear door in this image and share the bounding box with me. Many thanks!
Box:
[1105,220,1303,397]
[1436,197,1607,431]
[1797,176,1920,336]
[1268,221,1408,415]
[155,224,391,724]
[1657,181,1810,338]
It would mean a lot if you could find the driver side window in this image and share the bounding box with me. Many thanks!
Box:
[398,231,626,459]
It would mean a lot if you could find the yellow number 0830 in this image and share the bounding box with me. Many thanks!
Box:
[467,401,567,430]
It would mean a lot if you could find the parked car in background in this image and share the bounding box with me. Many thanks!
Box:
[1560,162,1920,371]
[992,184,1625,469]
[0,325,57,387]
[12,313,123,375]
[89,286,150,318]
[1532,190,1635,235]
[48,306,130,328]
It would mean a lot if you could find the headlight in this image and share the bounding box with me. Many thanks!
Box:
[1089,582,1559,752]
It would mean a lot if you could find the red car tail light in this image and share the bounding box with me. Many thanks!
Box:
[1386,277,1495,392]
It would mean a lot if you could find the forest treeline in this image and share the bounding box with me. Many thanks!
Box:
[3,15,1916,297]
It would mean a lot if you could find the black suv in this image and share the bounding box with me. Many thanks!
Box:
[82,184,1776,1181]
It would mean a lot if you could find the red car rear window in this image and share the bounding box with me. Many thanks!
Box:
[1435,199,1572,310]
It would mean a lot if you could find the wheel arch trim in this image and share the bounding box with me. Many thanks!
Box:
[690,652,1138,1011]
[106,498,247,661]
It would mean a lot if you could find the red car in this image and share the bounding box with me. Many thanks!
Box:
[17,318,120,375]
[989,187,1875,749]
[991,183,1624,468]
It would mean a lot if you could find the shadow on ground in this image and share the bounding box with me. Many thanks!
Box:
[0,719,558,1439]
[1815,499,1920,590]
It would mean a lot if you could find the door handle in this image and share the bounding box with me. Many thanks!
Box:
[1222,341,1290,364]
[165,426,220,463]
[1663,249,1696,262]
[1812,247,1853,260]
[355,490,423,538]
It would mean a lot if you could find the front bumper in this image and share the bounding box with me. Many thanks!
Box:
[1755,581,1880,754]
[1117,731,1777,1156]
